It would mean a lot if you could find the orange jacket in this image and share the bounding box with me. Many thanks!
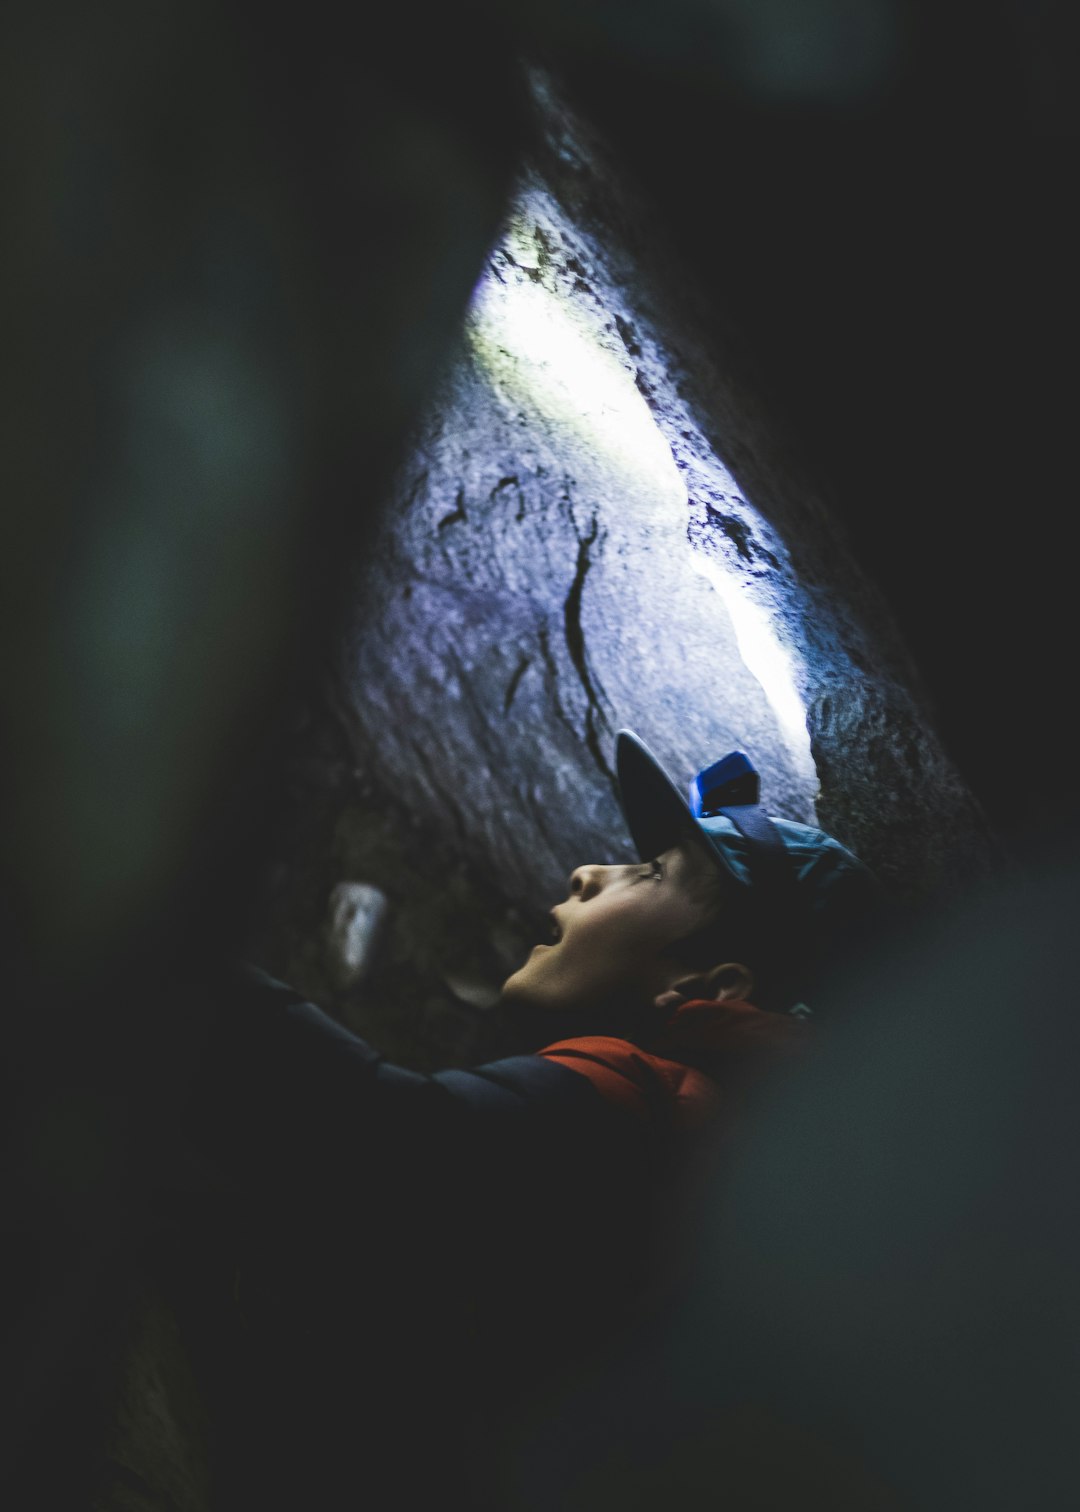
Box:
[538,997,810,1134]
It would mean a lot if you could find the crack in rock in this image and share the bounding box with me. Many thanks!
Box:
[490,473,526,522]
[504,653,531,714]
[563,516,616,787]
[437,487,467,529]
[537,623,579,742]
[614,312,643,358]
[490,473,519,501]
[409,727,468,843]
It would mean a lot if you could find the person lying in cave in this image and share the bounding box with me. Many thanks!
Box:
[497,730,880,1125]
[191,730,881,1508]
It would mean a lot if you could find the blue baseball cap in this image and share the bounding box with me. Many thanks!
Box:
[615,729,882,1010]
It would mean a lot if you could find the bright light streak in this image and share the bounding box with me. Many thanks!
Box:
[468,227,816,794]
[467,265,683,511]
[689,554,816,786]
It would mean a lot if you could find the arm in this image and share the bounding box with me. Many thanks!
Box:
[189,964,640,1267]
[192,963,601,1190]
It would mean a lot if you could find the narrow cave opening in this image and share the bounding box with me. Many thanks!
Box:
[246,72,995,1075]
[10,10,1078,1512]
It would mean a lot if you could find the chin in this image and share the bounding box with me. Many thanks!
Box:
[498,989,656,1058]
[499,1004,588,1053]
[499,944,558,1003]
[497,964,535,1006]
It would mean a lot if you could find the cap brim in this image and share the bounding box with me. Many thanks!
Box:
[615,730,743,887]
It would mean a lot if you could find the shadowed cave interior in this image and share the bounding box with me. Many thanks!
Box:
[242,71,994,1078]
[6,9,1079,1511]
[98,69,1004,1511]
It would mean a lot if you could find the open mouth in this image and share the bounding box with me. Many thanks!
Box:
[547,911,562,943]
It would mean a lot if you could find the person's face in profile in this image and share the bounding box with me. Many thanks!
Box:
[500,840,728,1018]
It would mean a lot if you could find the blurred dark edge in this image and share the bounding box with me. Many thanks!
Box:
[2,0,1078,1505]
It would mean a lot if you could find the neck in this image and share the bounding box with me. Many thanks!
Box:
[493,995,667,1055]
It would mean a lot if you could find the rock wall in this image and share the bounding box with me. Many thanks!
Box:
[100,64,1007,1512]
[251,72,995,1068]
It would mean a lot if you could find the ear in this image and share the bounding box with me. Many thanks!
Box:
[669,961,755,1005]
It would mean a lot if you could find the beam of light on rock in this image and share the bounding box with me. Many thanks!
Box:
[689,554,817,788]
[467,257,683,513]
[467,220,816,799]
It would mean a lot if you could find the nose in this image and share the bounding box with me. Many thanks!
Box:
[568,864,607,901]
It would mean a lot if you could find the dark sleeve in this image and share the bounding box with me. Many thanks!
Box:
[193,964,600,1182]
[203,973,673,1254]
[185,966,662,1404]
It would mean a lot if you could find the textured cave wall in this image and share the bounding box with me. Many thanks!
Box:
[251,71,997,1072]
[95,62,1007,1512]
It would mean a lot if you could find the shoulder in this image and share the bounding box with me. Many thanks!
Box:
[537,1000,812,1129]
[537,1035,720,1128]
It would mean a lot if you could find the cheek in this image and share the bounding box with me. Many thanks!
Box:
[505,934,618,1008]
[563,912,661,989]
[583,901,667,959]
[505,897,673,1009]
